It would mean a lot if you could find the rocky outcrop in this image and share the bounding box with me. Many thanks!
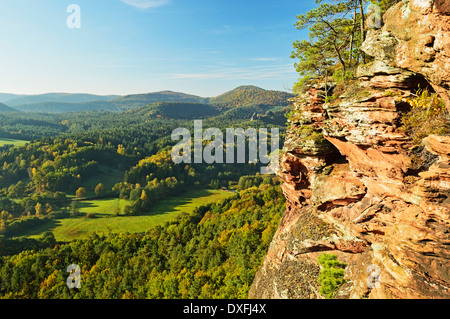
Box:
[249,0,449,299]
[382,0,450,110]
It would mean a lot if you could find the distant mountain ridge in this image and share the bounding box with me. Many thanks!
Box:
[0,94,24,103]
[14,101,115,113]
[0,103,18,112]
[4,93,120,107]
[2,86,294,113]
[118,90,210,105]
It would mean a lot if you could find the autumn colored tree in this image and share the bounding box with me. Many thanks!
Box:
[35,202,43,217]
[140,189,148,202]
[94,183,105,196]
[76,187,87,198]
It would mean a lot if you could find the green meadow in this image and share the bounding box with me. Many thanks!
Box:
[26,189,234,242]
[0,138,29,147]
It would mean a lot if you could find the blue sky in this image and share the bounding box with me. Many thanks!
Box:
[0,0,314,97]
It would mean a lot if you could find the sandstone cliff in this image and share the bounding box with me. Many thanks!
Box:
[249,0,449,299]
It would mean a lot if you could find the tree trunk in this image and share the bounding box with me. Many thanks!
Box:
[333,39,346,76]
[348,4,358,68]
[359,0,366,64]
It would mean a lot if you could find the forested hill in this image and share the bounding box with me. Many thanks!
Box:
[0,94,23,103]
[0,182,285,299]
[114,91,210,109]
[13,101,116,113]
[127,102,220,119]
[209,85,294,109]
[2,86,293,113]
[0,103,18,112]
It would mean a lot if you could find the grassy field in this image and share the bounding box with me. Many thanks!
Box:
[0,138,29,147]
[26,189,235,242]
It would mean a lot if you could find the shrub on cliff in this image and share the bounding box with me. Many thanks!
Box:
[400,89,449,145]
[317,253,347,299]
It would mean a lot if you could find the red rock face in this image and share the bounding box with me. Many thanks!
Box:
[383,0,450,110]
[249,0,449,299]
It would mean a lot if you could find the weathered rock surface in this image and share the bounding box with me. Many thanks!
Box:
[249,0,449,299]
[383,0,450,110]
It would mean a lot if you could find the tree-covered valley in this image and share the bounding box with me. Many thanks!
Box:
[0,85,290,299]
